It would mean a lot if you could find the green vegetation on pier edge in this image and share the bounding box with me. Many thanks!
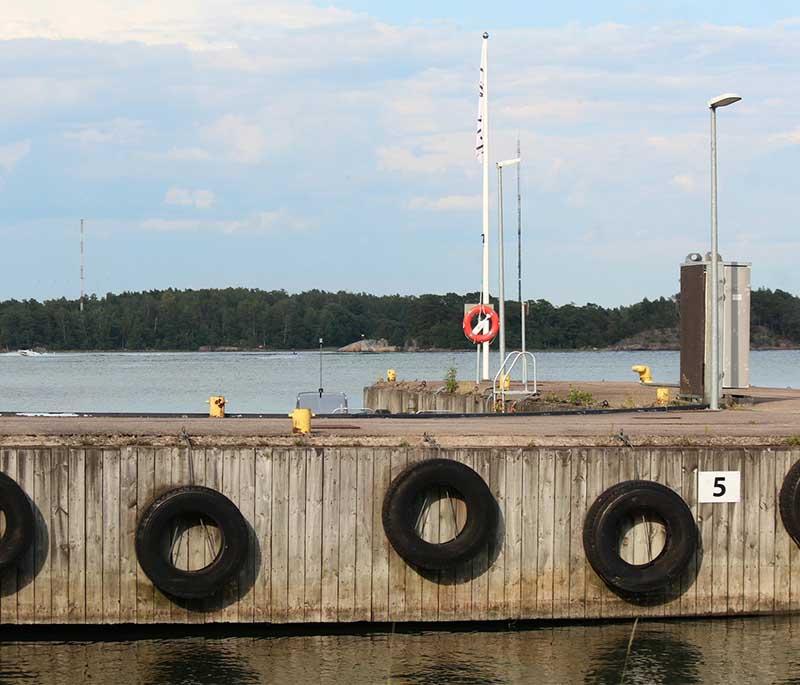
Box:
[0,287,798,352]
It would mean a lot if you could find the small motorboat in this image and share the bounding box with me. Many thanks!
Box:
[18,349,42,357]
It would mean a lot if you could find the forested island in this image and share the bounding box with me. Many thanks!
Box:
[0,287,798,352]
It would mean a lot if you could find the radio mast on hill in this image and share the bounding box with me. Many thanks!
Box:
[80,219,85,312]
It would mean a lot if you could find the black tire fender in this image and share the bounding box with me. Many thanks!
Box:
[583,480,697,597]
[135,486,248,599]
[382,458,498,571]
[0,472,34,572]
[779,459,800,545]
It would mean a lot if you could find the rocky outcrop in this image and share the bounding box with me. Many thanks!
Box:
[338,338,398,353]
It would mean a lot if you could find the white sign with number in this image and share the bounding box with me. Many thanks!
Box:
[698,471,741,503]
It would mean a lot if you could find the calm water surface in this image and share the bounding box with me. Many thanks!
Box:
[1,617,799,684]
[1,349,799,413]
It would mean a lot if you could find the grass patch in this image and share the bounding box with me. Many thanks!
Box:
[567,387,594,406]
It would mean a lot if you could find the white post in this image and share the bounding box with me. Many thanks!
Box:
[517,138,527,384]
[707,93,741,410]
[497,163,506,370]
[480,32,490,381]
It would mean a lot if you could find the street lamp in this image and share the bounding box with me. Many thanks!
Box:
[496,157,520,372]
[708,93,741,411]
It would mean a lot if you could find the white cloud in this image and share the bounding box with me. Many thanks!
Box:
[770,128,800,146]
[0,140,31,174]
[164,187,216,209]
[163,147,212,161]
[671,173,698,193]
[64,118,147,145]
[408,194,481,211]
[140,209,313,234]
[204,115,267,164]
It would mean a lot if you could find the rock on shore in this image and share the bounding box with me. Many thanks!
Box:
[338,338,398,353]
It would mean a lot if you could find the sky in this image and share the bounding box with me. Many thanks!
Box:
[1,1,798,306]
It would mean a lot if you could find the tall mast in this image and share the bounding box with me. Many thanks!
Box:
[480,32,490,380]
[80,219,85,313]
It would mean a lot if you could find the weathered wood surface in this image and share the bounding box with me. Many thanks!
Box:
[0,445,797,624]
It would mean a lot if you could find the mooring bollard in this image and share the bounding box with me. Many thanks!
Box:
[289,408,313,434]
[207,395,226,418]
[387,369,397,382]
[656,387,670,405]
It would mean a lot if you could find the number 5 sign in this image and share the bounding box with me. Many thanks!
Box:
[698,471,741,503]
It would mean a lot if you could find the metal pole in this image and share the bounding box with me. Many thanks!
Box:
[709,107,720,410]
[480,32,490,381]
[497,164,506,371]
[80,219,84,313]
[517,137,527,384]
[318,337,324,397]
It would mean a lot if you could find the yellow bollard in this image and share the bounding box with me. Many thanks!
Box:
[501,373,511,390]
[631,365,653,384]
[387,369,397,382]
[656,387,670,406]
[207,395,226,418]
[289,408,313,434]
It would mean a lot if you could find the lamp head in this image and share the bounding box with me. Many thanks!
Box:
[496,158,521,169]
[708,93,742,109]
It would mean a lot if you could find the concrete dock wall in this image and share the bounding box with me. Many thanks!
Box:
[363,385,493,413]
[0,444,797,625]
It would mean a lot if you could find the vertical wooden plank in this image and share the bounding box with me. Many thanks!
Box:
[599,449,626,619]
[387,448,407,621]
[520,449,539,618]
[452,449,474,621]
[568,448,588,620]
[84,448,103,623]
[50,448,69,623]
[135,447,155,624]
[470,448,490,620]
[726,449,745,615]
[403,448,423,621]
[271,448,289,623]
[774,449,791,613]
[759,448,776,614]
[695,449,715,616]
[0,449,18,623]
[680,448,700,616]
[33,449,52,624]
[584,448,605,620]
[662,448,685,618]
[487,449,507,619]
[321,448,340,622]
[167,447,189,625]
[742,449,761,614]
[789,449,800,615]
[503,448,523,620]
[536,448,555,619]
[254,448,272,623]
[67,449,85,624]
[102,448,121,624]
[238,448,256,624]
[152,447,172,622]
[552,449,572,619]
[420,452,441,623]
[371,448,391,622]
[119,446,138,623]
[338,447,358,622]
[185,446,206,626]
[219,448,241,622]
[202,447,224,622]
[711,449,729,616]
[304,448,323,622]
[354,448,374,622]
[287,448,307,622]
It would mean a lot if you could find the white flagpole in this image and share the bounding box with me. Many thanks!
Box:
[480,32,490,380]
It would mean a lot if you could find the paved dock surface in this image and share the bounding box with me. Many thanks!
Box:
[1,386,798,447]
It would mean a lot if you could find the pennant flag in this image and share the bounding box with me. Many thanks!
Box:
[475,39,486,162]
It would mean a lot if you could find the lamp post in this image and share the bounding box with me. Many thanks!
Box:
[708,93,741,411]
[496,157,520,373]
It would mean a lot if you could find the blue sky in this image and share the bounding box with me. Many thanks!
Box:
[1,1,799,306]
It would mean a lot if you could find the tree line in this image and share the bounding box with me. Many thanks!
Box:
[0,287,797,351]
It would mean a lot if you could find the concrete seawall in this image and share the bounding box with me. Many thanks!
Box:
[0,442,797,625]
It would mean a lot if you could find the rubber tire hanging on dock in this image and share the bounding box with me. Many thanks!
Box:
[135,486,248,599]
[779,459,800,546]
[583,480,697,599]
[382,458,498,571]
[0,472,34,572]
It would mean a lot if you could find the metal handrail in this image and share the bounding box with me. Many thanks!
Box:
[492,351,538,409]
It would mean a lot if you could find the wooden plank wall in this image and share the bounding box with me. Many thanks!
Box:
[0,445,798,624]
